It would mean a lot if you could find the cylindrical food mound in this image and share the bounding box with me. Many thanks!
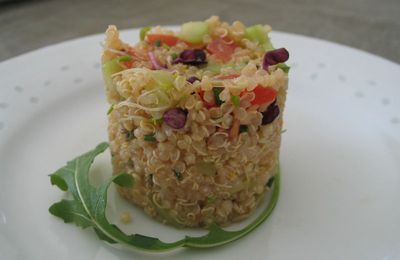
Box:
[102,16,289,227]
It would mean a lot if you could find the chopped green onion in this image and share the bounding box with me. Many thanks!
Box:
[231,95,240,107]
[144,134,156,142]
[171,53,178,60]
[154,39,161,47]
[173,169,183,181]
[212,87,224,106]
[276,63,290,73]
[281,129,287,134]
[239,125,248,133]
[117,55,133,62]
[126,131,136,141]
[266,176,275,188]
[107,105,114,115]
[207,196,216,204]
[140,26,151,41]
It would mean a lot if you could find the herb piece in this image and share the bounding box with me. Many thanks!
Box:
[49,143,280,251]
[125,130,136,141]
[151,118,163,125]
[117,56,133,62]
[276,63,290,73]
[144,134,156,142]
[154,39,162,47]
[231,95,240,107]
[107,105,114,115]
[281,129,287,134]
[140,26,151,41]
[171,53,178,60]
[212,87,224,106]
[173,170,183,181]
[239,125,248,133]
[207,196,216,204]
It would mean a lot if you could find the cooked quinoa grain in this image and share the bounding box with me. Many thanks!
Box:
[102,16,289,227]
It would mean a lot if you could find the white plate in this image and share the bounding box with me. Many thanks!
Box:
[0,28,399,260]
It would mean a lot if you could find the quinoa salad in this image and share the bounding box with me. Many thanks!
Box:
[102,16,289,227]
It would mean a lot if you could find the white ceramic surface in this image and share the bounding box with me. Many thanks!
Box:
[0,28,399,260]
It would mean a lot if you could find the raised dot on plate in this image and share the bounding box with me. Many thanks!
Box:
[60,65,69,71]
[368,80,376,86]
[0,102,9,109]
[391,117,400,124]
[338,75,346,82]
[29,97,39,104]
[310,73,317,80]
[317,62,326,68]
[73,78,83,84]
[14,86,23,92]
[0,122,4,130]
[44,80,51,86]
[355,91,364,98]
[381,98,390,105]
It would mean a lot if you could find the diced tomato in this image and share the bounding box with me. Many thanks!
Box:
[216,74,240,80]
[199,90,215,108]
[206,38,238,62]
[147,34,179,46]
[250,86,277,105]
[122,60,135,68]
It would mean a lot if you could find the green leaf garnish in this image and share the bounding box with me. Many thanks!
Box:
[144,134,156,142]
[140,26,151,41]
[276,63,290,73]
[212,87,224,106]
[231,95,240,107]
[49,143,280,252]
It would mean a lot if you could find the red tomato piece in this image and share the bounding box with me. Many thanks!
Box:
[147,34,179,46]
[122,60,135,68]
[251,86,277,105]
[199,90,215,108]
[206,38,238,62]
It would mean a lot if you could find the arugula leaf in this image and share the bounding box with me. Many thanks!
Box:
[49,142,280,252]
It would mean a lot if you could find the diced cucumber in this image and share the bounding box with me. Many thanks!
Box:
[150,70,175,91]
[102,58,123,99]
[140,26,151,41]
[245,24,274,50]
[205,63,222,73]
[179,21,208,44]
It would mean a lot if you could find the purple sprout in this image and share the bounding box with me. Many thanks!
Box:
[163,108,188,129]
[262,48,289,71]
[261,100,280,125]
[173,49,207,66]
[187,76,200,84]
